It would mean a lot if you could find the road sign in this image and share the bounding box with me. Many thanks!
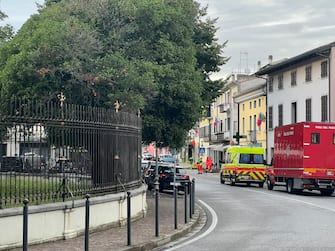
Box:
[199,147,205,154]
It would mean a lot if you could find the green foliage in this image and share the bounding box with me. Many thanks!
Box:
[0,0,228,149]
[0,10,14,46]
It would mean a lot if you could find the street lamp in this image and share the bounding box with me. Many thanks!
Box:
[154,141,159,237]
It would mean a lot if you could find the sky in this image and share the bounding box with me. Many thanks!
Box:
[196,0,335,78]
[0,0,43,29]
[1,0,335,79]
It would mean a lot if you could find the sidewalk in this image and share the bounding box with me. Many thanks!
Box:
[14,190,202,251]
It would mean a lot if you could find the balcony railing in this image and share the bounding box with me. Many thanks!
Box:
[219,103,230,113]
[215,131,231,142]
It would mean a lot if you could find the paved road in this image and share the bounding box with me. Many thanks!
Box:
[164,170,335,251]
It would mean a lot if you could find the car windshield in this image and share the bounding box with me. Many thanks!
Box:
[175,168,187,174]
[158,166,173,174]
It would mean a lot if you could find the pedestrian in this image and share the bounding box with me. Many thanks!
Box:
[197,160,203,174]
[208,157,213,173]
[206,156,213,173]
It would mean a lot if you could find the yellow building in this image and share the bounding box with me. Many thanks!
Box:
[233,76,267,149]
[187,74,267,166]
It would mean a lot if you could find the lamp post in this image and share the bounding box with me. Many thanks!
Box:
[155,141,159,237]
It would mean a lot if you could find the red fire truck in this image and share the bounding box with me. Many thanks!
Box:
[266,122,335,196]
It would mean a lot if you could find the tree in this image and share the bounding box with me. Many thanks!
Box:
[0,10,14,45]
[0,0,228,148]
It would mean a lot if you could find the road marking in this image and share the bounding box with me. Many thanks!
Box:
[166,200,218,250]
[247,188,335,213]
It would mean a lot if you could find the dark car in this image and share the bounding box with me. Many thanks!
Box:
[0,156,23,172]
[145,163,190,192]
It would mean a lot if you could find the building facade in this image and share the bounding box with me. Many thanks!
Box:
[233,76,267,149]
[256,42,335,162]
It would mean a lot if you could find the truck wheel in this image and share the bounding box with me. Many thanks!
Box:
[267,179,273,190]
[320,189,334,196]
[286,179,294,194]
[258,182,264,188]
[220,173,225,184]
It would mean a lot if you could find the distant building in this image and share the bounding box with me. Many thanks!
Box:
[233,75,266,148]
[256,42,335,162]
[194,74,248,167]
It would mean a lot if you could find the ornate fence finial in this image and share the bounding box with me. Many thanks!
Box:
[114,100,121,113]
[57,92,66,108]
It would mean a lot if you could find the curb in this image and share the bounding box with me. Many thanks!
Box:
[120,204,205,251]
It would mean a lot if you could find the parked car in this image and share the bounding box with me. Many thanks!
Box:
[142,153,154,160]
[0,156,23,172]
[145,163,190,192]
[159,154,178,164]
[21,152,46,172]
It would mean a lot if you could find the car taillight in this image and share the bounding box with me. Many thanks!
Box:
[182,175,189,179]
[159,174,167,178]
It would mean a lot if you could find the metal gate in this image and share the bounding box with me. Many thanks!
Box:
[0,98,142,208]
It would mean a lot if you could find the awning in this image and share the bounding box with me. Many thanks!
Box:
[208,144,230,151]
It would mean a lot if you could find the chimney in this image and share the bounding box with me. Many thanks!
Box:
[268,55,273,64]
[257,61,261,70]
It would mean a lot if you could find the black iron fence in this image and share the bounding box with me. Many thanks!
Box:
[0,98,142,208]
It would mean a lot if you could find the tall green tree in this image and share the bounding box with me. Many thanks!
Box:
[0,0,228,148]
[0,10,14,45]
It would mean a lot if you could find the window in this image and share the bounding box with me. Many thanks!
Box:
[278,74,283,90]
[321,95,328,122]
[305,65,312,82]
[291,70,297,86]
[333,134,335,145]
[321,61,328,78]
[249,115,252,131]
[268,106,273,130]
[242,103,245,111]
[240,154,250,164]
[311,133,320,144]
[253,154,264,164]
[258,98,261,107]
[249,102,252,109]
[239,154,264,164]
[253,115,257,131]
[278,104,283,126]
[254,100,256,108]
[305,98,312,122]
[268,77,273,92]
[226,153,232,164]
[242,118,245,134]
[291,102,297,123]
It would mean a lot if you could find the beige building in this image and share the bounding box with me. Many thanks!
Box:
[191,74,250,168]
[233,75,267,149]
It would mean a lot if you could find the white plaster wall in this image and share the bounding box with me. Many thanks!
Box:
[330,47,335,121]
[0,185,147,250]
[267,58,329,161]
[29,210,65,242]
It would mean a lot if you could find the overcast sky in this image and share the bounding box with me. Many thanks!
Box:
[197,0,335,78]
[1,0,335,79]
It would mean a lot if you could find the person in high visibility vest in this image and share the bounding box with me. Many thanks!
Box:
[206,156,213,173]
[197,160,203,174]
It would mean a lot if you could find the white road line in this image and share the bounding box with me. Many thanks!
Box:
[166,199,218,250]
[247,188,335,213]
